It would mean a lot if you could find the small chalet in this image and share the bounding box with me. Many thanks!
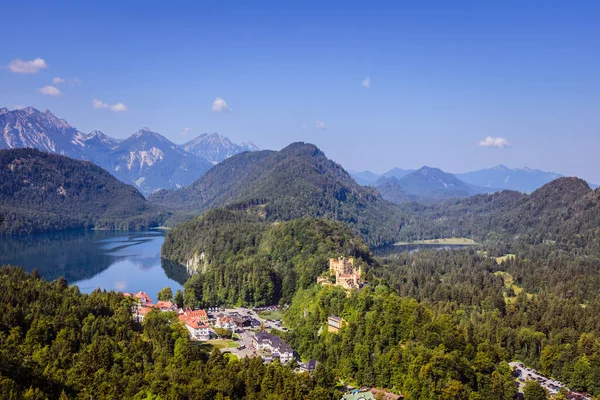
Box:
[328,315,346,333]
[298,359,318,373]
[154,301,177,312]
[134,291,152,305]
[215,316,236,331]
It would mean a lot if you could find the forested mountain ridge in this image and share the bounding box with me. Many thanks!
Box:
[162,209,373,306]
[151,142,406,247]
[0,148,166,234]
[400,177,600,250]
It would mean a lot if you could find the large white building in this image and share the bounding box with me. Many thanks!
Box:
[253,330,295,364]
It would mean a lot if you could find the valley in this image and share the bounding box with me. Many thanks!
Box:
[1,113,600,400]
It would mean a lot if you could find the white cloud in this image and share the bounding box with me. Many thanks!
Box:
[478,136,509,148]
[53,77,82,85]
[111,103,128,112]
[212,97,231,112]
[300,124,308,129]
[8,58,48,74]
[180,126,191,136]
[13,105,26,110]
[361,76,371,88]
[38,86,62,97]
[315,120,326,129]
[92,99,128,112]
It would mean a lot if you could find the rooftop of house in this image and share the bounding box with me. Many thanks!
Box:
[155,301,174,309]
[341,392,375,400]
[134,291,152,303]
[329,315,343,322]
[137,307,153,315]
[178,314,209,330]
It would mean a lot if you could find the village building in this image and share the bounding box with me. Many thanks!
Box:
[154,301,177,312]
[298,359,318,373]
[178,312,210,341]
[135,306,153,323]
[328,315,346,333]
[253,330,295,364]
[134,291,152,305]
[215,316,236,330]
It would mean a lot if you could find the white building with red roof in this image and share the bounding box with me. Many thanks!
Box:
[179,313,210,341]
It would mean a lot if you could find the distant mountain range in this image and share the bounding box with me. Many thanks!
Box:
[373,166,488,203]
[454,165,565,193]
[0,107,259,195]
[350,164,597,202]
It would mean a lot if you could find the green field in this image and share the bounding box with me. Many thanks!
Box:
[258,310,285,321]
[394,237,478,246]
[205,339,239,350]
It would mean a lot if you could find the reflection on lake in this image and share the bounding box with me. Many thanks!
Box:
[0,230,186,301]
[373,243,476,257]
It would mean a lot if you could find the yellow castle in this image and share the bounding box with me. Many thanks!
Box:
[328,257,362,289]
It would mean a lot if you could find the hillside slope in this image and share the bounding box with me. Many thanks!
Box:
[0,149,165,234]
[150,142,406,246]
[400,177,600,250]
[162,209,372,305]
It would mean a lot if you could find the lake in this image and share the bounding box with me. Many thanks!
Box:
[0,230,186,301]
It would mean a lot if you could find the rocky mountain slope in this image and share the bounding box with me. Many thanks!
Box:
[0,107,260,195]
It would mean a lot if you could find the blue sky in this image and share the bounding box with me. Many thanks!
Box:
[1,1,599,182]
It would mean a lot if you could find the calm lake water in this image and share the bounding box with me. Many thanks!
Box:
[0,230,186,301]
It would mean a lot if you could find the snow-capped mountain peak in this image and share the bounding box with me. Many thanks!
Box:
[182,132,260,164]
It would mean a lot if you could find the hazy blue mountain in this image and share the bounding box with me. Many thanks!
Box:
[349,167,415,186]
[456,165,565,193]
[382,167,415,180]
[375,166,488,203]
[348,170,382,185]
[182,132,259,164]
[373,176,421,204]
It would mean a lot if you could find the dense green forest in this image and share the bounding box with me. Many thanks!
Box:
[0,149,166,234]
[151,142,406,247]
[282,246,600,398]
[0,266,336,399]
[162,209,372,306]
